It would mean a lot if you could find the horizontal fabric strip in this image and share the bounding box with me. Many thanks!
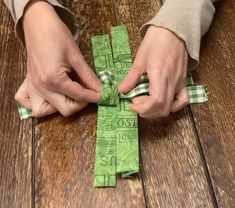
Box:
[17,72,208,120]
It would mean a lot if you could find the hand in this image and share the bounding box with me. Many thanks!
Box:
[15,75,89,117]
[118,26,189,118]
[15,0,101,117]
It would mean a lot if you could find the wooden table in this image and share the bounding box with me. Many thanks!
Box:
[0,0,234,207]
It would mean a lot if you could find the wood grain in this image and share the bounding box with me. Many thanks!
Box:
[114,0,217,207]
[113,0,161,57]
[190,0,235,207]
[0,2,32,207]
[1,0,234,207]
[34,1,145,207]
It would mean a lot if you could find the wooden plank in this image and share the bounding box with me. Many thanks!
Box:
[114,0,217,207]
[113,0,162,56]
[190,0,235,207]
[34,1,145,207]
[0,2,32,207]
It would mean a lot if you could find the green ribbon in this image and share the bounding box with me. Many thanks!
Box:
[92,26,139,187]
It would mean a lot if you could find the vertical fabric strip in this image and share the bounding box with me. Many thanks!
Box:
[111,26,139,177]
[91,34,117,187]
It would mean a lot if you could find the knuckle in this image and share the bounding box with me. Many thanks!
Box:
[137,108,148,115]
[140,113,151,119]
[40,70,55,86]
[161,109,170,117]
[76,90,83,100]
[32,108,42,117]
[60,109,72,117]
[123,79,133,90]
[35,66,61,87]
[86,72,97,86]
[154,96,165,107]
[171,108,177,113]
[138,113,147,118]
[183,95,190,104]
[14,92,21,102]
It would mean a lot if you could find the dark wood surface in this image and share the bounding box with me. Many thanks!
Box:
[0,3,32,208]
[190,0,235,207]
[0,0,234,207]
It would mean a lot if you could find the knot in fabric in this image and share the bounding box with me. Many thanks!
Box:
[97,71,119,106]
[97,71,150,107]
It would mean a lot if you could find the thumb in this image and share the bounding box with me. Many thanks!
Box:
[15,79,32,109]
[118,63,144,94]
[69,50,101,92]
[171,87,189,113]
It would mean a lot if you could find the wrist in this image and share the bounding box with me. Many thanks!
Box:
[22,0,55,31]
[147,25,185,45]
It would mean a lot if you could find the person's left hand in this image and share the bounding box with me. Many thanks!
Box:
[15,75,88,117]
[118,25,189,118]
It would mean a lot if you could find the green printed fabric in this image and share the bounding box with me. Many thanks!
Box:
[91,26,209,187]
[92,27,139,187]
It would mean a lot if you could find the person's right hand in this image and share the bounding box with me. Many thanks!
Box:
[15,0,101,117]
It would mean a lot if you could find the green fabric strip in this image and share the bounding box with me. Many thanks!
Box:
[92,26,140,187]
[111,26,139,177]
[91,34,117,187]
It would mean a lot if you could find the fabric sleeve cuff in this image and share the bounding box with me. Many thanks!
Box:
[139,0,215,71]
[14,0,79,47]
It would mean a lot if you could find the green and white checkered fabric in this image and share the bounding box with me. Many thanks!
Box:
[17,72,208,120]
[17,104,33,120]
[97,71,208,102]
[188,85,208,103]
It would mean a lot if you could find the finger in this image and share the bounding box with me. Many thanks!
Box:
[138,85,176,119]
[57,78,100,103]
[148,69,166,97]
[131,70,168,117]
[15,79,32,109]
[171,87,189,113]
[69,53,102,92]
[118,63,145,93]
[42,90,88,117]
[131,96,156,115]
[132,97,169,118]
[28,80,56,117]
[30,93,57,117]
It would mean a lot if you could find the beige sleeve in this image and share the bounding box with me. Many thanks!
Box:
[139,0,218,71]
[4,0,79,46]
